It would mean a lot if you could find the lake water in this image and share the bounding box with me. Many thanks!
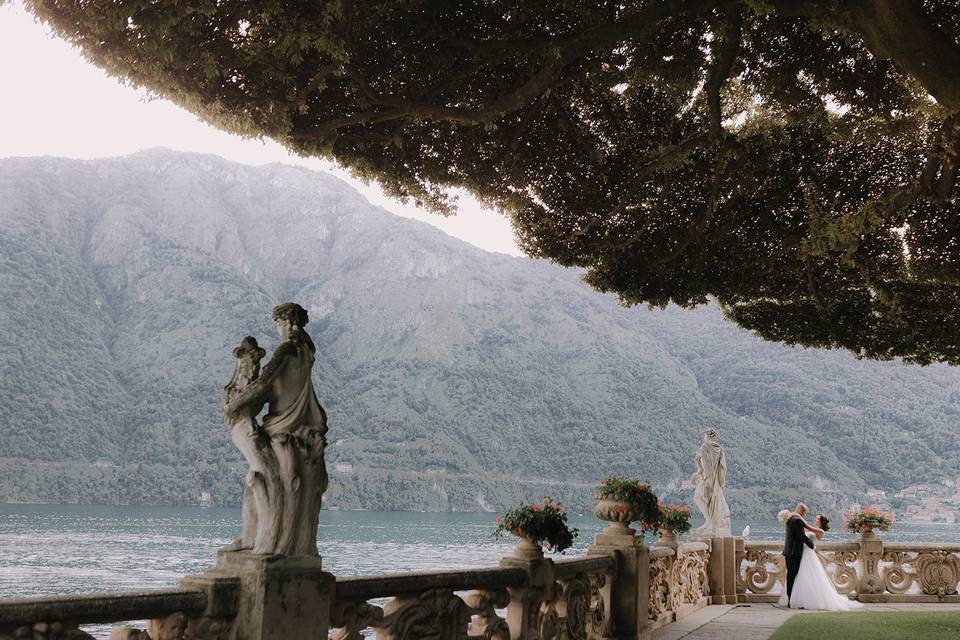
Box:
[3,504,960,635]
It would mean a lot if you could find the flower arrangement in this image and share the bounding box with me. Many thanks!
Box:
[845,506,894,534]
[493,498,579,553]
[657,503,692,534]
[595,477,660,530]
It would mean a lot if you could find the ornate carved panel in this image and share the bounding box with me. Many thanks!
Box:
[916,550,960,596]
[648,556,671,620]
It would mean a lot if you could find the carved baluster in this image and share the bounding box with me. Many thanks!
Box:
[587,571,610,639]
[556,574,591,640]
[825,550,859,595]
[742,548,783,595]
[462,589,510,640]
[537,581,561,640]
[881,551,915,595]
[329,601,385,640]
[503,586,544,640]
[108,629,152,640]
[1,623,97,640]
[501,547,556,640]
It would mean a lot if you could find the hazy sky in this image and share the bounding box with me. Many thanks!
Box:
[0,3,523,256]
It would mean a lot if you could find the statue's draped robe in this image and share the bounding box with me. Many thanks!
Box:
[694,441,731,534]
[260,334,328,556]
[261,338,327,439]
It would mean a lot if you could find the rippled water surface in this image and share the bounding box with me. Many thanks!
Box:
[3,503,960,636]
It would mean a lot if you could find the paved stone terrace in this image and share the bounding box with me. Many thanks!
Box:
[651,602,960,640]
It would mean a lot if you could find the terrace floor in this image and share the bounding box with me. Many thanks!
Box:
[651,602,960,640]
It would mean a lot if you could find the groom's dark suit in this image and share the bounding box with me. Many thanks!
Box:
[783,514,815,605]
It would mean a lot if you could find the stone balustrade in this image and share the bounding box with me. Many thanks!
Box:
[329,556,615,639]
[40,530,960,638]
[739,536,960,603]
[0,589,217,640]
[0,529,719,640]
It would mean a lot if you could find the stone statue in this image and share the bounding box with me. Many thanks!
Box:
[689,428,731,536]
[223,302,329,556]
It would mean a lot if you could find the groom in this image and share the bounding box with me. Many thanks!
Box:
[783,502,815,607]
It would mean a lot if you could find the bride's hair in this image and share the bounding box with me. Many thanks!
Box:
[818,514,830,532]
[777,509,792,524]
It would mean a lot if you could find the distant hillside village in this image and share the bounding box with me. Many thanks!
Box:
[855,480,960,524]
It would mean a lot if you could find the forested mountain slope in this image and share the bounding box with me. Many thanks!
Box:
[1,150,957,517]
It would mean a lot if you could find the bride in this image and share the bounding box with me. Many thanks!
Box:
[778,513,864,611]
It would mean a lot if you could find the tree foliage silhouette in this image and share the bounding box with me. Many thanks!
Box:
[27,0,960,363]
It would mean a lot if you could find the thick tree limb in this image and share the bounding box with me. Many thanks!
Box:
[845,0,960,113]
[705,8,743,138]
[294,0,731,137]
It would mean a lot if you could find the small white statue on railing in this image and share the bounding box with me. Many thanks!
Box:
[223,302,329,557]
[689,428,731,536]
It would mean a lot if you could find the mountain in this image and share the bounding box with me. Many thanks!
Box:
[1,149,958,518]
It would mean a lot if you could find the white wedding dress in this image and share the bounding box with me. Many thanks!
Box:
[778,532,864,611]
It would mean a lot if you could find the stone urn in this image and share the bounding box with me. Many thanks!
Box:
[859,527,876,539]
[655,528,678,547]
[512,536,544,559]
[594,497,636,536]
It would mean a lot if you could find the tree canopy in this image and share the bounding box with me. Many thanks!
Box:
[27,0,960,364]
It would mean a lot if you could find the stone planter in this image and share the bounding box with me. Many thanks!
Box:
[512,536,544,559]
[655,529,678,547]
[860,528,876,539]
[594,497,636,536]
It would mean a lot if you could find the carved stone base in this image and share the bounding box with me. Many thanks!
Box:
[188,550,334,640]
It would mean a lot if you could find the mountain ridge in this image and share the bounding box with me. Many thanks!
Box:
[1,149,958,517]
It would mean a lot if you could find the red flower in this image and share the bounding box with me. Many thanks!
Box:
[496,517,503,524]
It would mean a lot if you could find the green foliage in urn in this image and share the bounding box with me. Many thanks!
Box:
[596,477,660,530]
[657,503,692,535]
[845,506,894,534]
[493,498,578,553]
[24,1,960,363]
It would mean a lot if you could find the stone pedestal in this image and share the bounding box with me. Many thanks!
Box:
[692,535,737,605]
[589,525,649,639]
[857,531,885,596]
[500,549,555,640]
[734,537,746,601]
[183,550,334,640]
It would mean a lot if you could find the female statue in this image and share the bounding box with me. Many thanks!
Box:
[690,428,731,535]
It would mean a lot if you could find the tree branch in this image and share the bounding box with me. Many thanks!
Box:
[845,0,960,113]
[293,0,732,137]
[705,7,743,138]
